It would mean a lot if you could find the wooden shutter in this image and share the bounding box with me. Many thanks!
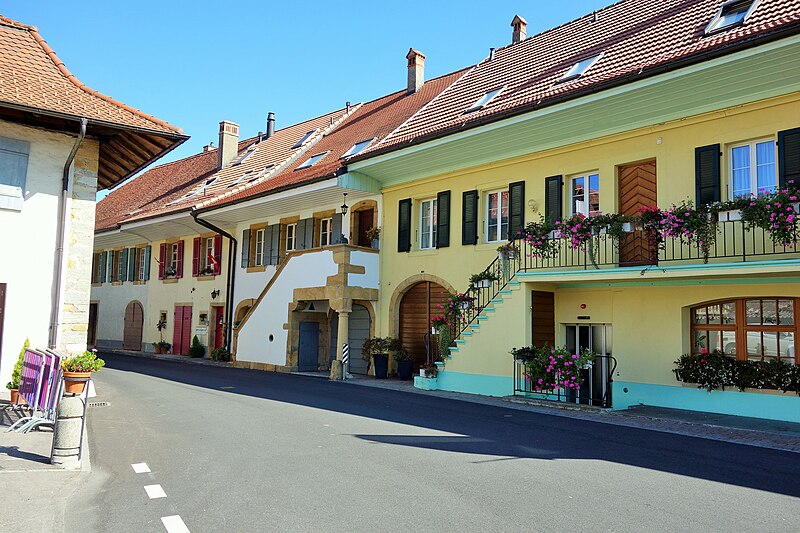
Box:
[127,248,136,281]
[508,180,525,239]
[436,191,451,248]
[173,307,182,353]
[544,176,563,223]
[268,224,280,265]
[175,240,184,278]
[213,234,222,275]
[241,229,250,268]
[144,246,152,280]
[778,128,800,189]
[331,213,343,245]
[158,243,166,280]
[695,144,721,206]
[192,237,201,277]
[298,218,314,250]
[120,249,128,282]
[462,190,478,245]
[99,251,107,283]
[398,198,412,252]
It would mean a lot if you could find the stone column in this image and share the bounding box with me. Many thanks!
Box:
[330,309,351,380]
[51,396,85,469]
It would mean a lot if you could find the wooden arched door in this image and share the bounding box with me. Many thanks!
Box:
[399,282,449,369]
[123,301,144,351]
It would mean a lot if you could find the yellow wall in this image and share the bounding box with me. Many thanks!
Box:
[377,94,800,338]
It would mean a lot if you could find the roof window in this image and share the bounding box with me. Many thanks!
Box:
[292,129,319,149]
[231,145,257,166]
[248,165,274,183]
[342,138,375,158]
[559,53,603,82]
[706,0,760,34]
[465,87,505,113]
[296,152,329,170]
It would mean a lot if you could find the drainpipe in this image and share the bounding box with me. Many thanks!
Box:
[191,210,236,353]
[49,118,88,349]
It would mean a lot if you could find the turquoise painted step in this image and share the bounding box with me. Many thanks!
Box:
[470,323,481,329]
[455,339,467,345]
[491,297,504,304]
[461,331,474,336]
[477,315,490,321]
[508,280,521,288]
[499,289,513,295]
[449,346,459,353]
[484,307,496,313]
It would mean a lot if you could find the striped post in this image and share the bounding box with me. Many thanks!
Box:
[341,343,349,380]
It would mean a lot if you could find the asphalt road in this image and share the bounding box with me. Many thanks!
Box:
[67,353,800,533]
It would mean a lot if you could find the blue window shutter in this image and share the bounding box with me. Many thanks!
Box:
[120,249,129,282]
[241,229,251,268]
[99,251,107,283]
[331,213,343,244]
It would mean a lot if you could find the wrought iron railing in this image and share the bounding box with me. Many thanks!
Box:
[513,355,618,408]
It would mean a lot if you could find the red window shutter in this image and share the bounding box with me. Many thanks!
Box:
[176,240,184,278]
[158,243,166,280]
[213,234,223,275]
[192,237,201,277]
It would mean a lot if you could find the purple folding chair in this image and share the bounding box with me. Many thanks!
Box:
[5,349,46,432]
[16,352,64,433]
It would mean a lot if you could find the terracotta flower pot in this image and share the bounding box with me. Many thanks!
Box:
[9,388,19,404]
[63,371,92,394]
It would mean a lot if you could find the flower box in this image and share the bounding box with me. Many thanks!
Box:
[458,301,472,310]
[414,375,439,391]
[474,279,491,289]
[718,209,742,222]
[621,222,634,233]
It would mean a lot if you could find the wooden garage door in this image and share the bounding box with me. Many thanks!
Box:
[399,282,448,369]
[123,301,144,351]
[618,160,657,266]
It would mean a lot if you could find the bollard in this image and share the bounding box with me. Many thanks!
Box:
[51,396,84,469]
[329,360,343,381]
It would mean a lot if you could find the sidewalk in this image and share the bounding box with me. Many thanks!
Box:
[104,349,800,453]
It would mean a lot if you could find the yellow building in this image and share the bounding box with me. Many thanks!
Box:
[346,2,800,421]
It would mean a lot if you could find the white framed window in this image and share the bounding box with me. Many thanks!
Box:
[170,243,179,271]
[466,87,505,113]
[571,174,600,216]
[292,129,318,149]
[560,53,603,82]
[419,199,438,250]
[342,138,375,158]
[320,218,333,247]
[296,152,329,170]
[202,237,215,273]
[286,223,297,252]
[730,139,777,198]
[486,190,509,243]
[706,0,760,34]
[137,248,147,281]
[254,228,265,266]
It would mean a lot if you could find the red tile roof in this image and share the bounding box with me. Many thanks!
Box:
[356,0,800,159]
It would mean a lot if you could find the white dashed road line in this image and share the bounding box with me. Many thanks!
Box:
[131,462,151,473]
[144,484,167,499]
[161,515,191,533]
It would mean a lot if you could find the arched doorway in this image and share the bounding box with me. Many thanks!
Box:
[399,282,449,369]
[123,301,144,351]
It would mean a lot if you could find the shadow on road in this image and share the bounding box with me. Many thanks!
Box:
[100,352,800,498]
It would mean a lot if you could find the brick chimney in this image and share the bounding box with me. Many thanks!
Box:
[511,15,527,44]
[218,120,239,168]
[406,48,426,94]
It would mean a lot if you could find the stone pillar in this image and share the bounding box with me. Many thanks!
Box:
[51,396,85,469]
[330,309,351,380]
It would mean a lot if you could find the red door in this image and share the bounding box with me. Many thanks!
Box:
[173,305,193,355]
[213,306,224,350]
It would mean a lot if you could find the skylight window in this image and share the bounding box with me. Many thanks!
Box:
[560,53,603,82]
[296,152,329,170]
[228,170,254,188]
[292,129,319,149]
[248,165,274,183]
[465,87,505,113]
[342,138,375,158]
[231,145,257,166]
[705,0,759,34]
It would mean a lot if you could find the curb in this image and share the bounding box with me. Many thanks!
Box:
[98,349,232,368]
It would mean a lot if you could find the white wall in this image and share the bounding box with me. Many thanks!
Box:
[348,251,379,289]
[92,282,148,350]
[237,250,338,365]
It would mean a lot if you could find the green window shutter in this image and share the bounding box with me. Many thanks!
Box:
[462,190,478,245]
[298,218,314,250]
[508,180,525,239]
[144,246,152,280]
[120,249,129,282]
[436,190,451,248]
[695,144,721,206]
[331,213,343,244]
[544,176,563,223]
[268,224,280,265]
[241,229,251,268]
[127,248,136,281]
[398,199,412,253]
[778,128,800,189]
[99,251,107,283]
[107,251,115,282]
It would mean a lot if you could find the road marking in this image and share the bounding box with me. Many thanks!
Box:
[131,463,151,473]
[145,484,167,499]
[161,515,190,533]
[220,386,235,390]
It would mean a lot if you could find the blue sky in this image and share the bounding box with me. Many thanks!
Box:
[5,0,611,193]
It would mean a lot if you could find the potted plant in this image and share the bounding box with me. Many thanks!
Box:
[430,316,452,358]
[211,347,231,362]
[5,338,29,404]
[189,335,205,358]
[497,241,519,260]
[362,337,401,379]
[469,271,499,289]
[420,361,438,378]
[155,318,168,353]
[365,226,381,249]
[522,217,559,259]
[154,341,172,354]
[61,350,105,394]
[394,348,414,381]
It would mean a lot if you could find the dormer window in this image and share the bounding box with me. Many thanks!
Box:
[292,129,319,149]
[342,138,375,158]
[706,0,760,34]
[296,152,329,170]
[466,87,505,113]
[560,53,603,82]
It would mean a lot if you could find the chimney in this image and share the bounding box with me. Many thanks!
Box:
[203,142,214,152]
[511,15,527,44]
[406,48,426,94]
[266,112,275,138]
[218,120,239,168]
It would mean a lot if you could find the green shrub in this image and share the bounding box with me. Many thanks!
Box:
[6,338,29,389]
[674,352,799,394]
[211,348,231,362]
[189,335,205,358]
[61,350,105,373]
